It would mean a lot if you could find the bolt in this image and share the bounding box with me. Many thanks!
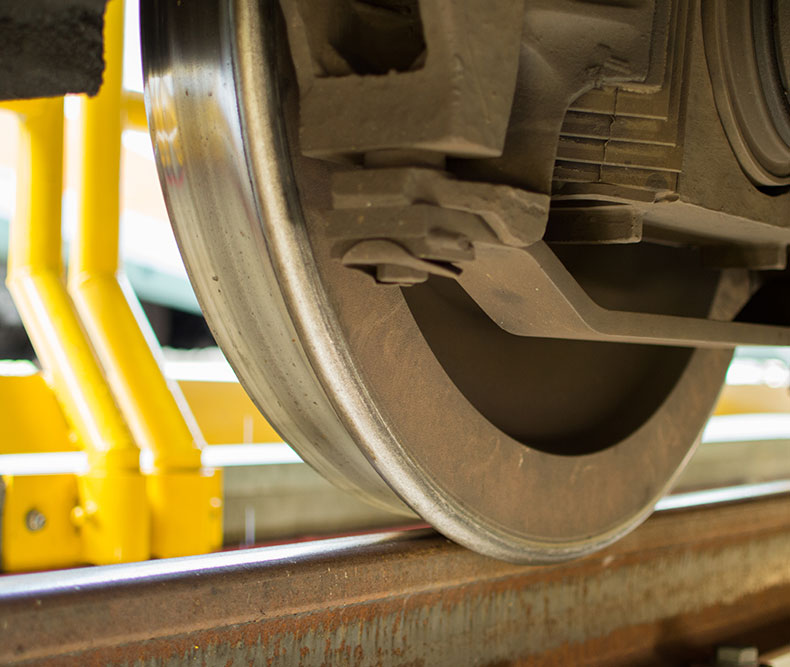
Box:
[25,508,47,532]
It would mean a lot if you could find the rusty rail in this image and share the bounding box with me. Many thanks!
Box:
[2,495,790,665]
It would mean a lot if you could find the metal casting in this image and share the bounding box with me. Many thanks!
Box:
[142,0,790,562]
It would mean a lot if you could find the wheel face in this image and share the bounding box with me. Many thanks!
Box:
[401,243,719,457]
[143,0,734,562]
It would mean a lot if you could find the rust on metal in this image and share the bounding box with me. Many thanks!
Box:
[1,496,790,665]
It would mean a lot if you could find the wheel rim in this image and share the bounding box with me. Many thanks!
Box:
[143,0,735,562]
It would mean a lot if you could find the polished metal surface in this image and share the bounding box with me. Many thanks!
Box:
[143,0,734,562]
[142,0,409,516]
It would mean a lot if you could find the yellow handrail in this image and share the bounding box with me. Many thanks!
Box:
[67,0,221,558]
[4,97,149,565]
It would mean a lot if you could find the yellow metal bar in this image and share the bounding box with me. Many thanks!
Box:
[178,380,283,444]
[121,91,147,132]
[68,0,221,557]
[4,97,149,565]
[0,371,76,454]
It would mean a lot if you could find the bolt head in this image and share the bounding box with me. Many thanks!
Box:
[25,508,47,532]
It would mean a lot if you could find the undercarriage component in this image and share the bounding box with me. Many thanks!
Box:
[330,167,548,248]
[703,0,790,186]
[0,0,108,100]
[457,243,790,348]
[278,0,525,158]
[144,0,790,562]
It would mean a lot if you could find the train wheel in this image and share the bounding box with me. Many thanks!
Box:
[142,0,739,562]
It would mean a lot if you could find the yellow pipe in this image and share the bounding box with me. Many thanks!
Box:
[121,92,147,132]
[5,97,149,564]
[68,0,221,557]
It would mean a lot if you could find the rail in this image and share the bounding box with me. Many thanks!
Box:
[1,494,790,665]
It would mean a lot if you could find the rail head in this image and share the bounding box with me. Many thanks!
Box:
[2,495,790,665]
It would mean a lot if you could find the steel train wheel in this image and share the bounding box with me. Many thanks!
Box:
[142,0,737,562]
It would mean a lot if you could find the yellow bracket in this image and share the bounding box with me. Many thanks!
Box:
[2,0,221,565]
[4,97,149,565]
[0,372,254,571]
[67,0,220,558]
[1,474,81,572]
[0,370,76,453]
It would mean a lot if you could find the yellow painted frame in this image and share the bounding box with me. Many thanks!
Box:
[68,0,221,558]
[3,97,149,565]
[1,0,221,568]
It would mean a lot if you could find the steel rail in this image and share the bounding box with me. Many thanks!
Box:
[2,495,790,666]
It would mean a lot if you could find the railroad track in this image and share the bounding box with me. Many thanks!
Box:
[2,492,790,665]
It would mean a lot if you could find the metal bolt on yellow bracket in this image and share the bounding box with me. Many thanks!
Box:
[1,474,81,572]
